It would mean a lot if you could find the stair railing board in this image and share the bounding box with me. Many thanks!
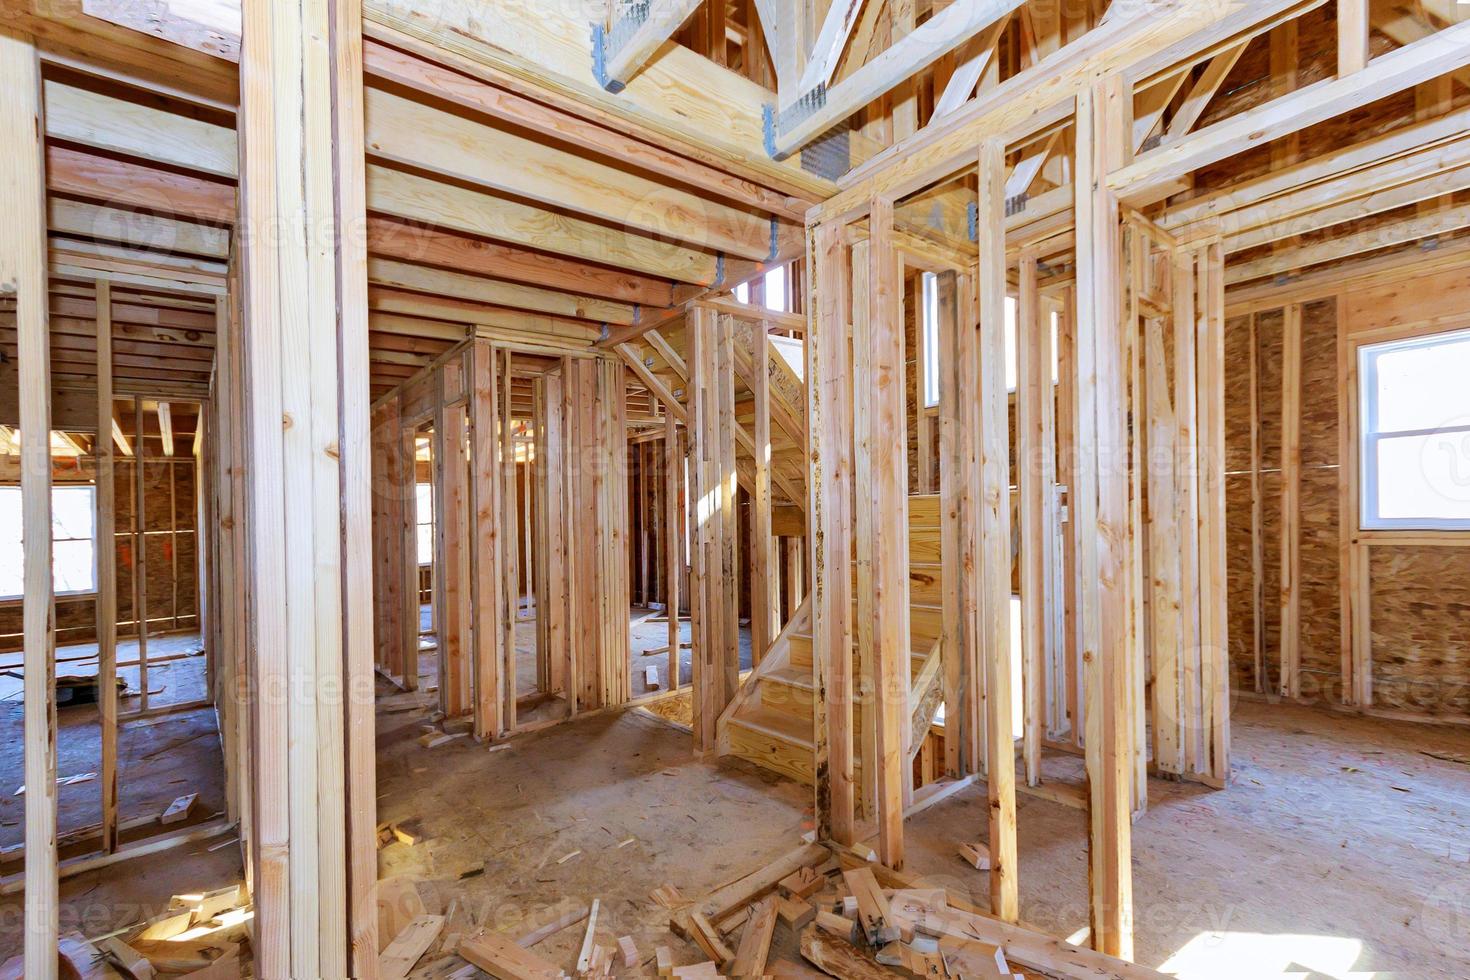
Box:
[715,596,813,750]
[907,636,945,762]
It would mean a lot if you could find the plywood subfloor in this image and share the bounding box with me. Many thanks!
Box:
[901,700,1470,979]
[374,704,820,975]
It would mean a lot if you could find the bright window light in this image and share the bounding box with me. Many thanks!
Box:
[0,484,97,599]
[415,482,434,565]
[732,265,789,312]
[1359,328,1470,530]
[922,272,940,408]
[1005,295,1018,392]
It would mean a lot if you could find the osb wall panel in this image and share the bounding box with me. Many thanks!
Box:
[0,458,199,654]
[1370,546,1470,717]
[1225,472,1256,692]
[1260,470,1283,695]
[1296,300,1343,698]
[1224,315,1254,474]
[1297,465,1341,700]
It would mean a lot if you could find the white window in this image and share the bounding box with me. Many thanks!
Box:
[415,482,434,565]
[1359,328,1470,530]
[733,265,789,312]
[922,272,940,408]
[0,484,98,599]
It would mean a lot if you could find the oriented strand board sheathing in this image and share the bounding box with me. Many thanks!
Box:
[1297,465,1342,701]
[1370,546,1470,717]
[1225,472,1257,692]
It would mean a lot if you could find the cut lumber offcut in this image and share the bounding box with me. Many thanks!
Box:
[655,945,674,976]
[126,938,239,975]
[939,933,1011,979]
[644,664,661,689]
[670,964,720,978]
[159,792,197,825]
[843,867,900,946]
[136,908,194,941]
[729,897,778,978]
[576,898,601,973]
[390,820,425,846]
[459,930,570,979]
[777,895,816,932]
[378,914,446,980]
[617,935,638,968]
[516,904,590,948]
[97,936,155,980]
[779,865,824,899]
[686,911,734,968]
[675,841,829,935]
[799,925,895,979]
[958,841,992,870]
[650,883,688,910]
[418,730,465,748]
[57,932,110,980]
[813,910,858,944]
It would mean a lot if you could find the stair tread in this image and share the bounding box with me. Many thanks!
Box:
[764,665,815,690]
[730,704,813,747]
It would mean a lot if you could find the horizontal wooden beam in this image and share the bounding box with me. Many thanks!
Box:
[598,0,705,91]
[1111,18,1470,205]
[774,0,1028,157]
[367,256,637,325]
[46,145,236,225]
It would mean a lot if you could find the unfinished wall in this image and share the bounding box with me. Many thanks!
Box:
[1227,263,1470,721]
[0,456,199,654]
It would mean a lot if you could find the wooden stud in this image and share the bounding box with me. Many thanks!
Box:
[866,198,912,868]
[808,222,855,845]
[977,139,1018,922]
[1075,77,1134,960]
[2,27,58,979]
[666,411,682,691]
[1017,248,1056,787]
[96,281,119,853]
[1337,0,1369,76]
[1198,241,1231,786]
[1280,304,1302,699]
[751,324,777,660]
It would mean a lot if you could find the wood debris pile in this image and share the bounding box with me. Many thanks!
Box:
[0,882,255,979]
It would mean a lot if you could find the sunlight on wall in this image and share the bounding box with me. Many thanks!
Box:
[1160,931,1368,979]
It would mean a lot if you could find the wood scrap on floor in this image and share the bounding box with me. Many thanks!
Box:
[958,841,992,870]
[378,914,445,979]
[160,792,198,825]
[459,930,570,979]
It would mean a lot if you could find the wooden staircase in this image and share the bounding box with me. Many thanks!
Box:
[718,495,947,785]
[615,308,808,530]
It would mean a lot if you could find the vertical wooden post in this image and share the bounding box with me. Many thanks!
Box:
[502,353,520,727]
[1337,0,1368,76]
[751,325,777,660]
[1280,304,1302,699]
[471,340,503,739]
[96,281,119,853]
[866,200,912,868]
[400,424,420,692]
[542,371,567,696]
[1248,312,1265,695]
[1198,242,1231,785]
[666,412,682,689]
[1075,78,1135,960]
[716,319,740,704]
[1171,251,1202,773]
[2,27,57,978]
[977,139,1018,922]
[808,223,855,845]
[851,237,878,821]
[938,269,981,777]
[237,0,377,969]
[134,396,150,713]
[1018,246,1057,788]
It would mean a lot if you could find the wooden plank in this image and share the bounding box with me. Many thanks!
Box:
[458,931,565,979]
[751,324,777,660]
[729,897,777,977]
[666,413,682,690]
[2,28,58,980]
[96,281,118,853]
[1113,19,1470,206]
[774,0,1030,156]
[976,139,1018,922]
[236,0,376,970]
[1197,242,1231,785]
[866,199,911,868]
[1337,0,1368,76]
[1017,249,1055,787]
[601,0,704,90]
[807,222,855,845]
[1279,304,1302,699]
[851,236,878,821]
[1075,77,1135,961]
[378,915,445,980]
[935,269,972,779]
[471,340,503,739]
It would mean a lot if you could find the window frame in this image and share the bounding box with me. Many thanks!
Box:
[0,483,99,601]
[1358,327,1470,532]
